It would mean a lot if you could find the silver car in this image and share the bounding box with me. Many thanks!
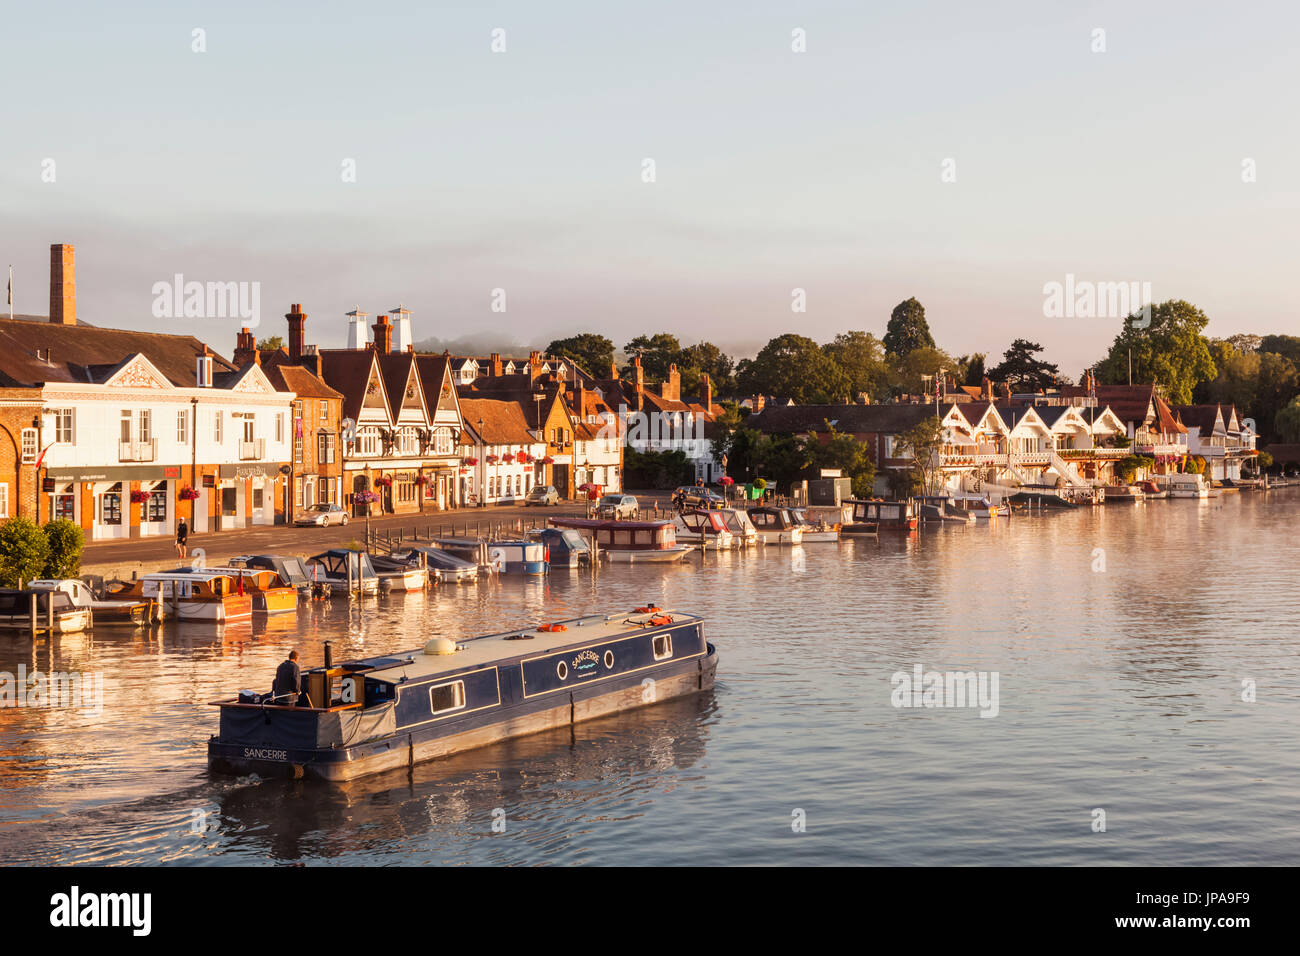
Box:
[596,494,638,519]
[294,503,349,527]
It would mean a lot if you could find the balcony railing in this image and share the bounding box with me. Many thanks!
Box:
[1132,442,1186,456]
[1058,447,1129,459]
[239,438,266,460]
[119,438,157,462]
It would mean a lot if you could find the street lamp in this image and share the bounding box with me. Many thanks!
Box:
[477,418,485,508]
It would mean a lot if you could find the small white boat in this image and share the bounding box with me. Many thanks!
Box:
[110,570,253,622]
[949,493,1009,518]
[29,578,160,626]
[549,518,691,563]
[717,508,758,548]
[0,587,93,633]
[673,509,735,550]
[746,507,804,544]
[1160,475,1212,499]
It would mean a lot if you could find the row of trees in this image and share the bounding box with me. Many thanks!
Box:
[544,333,737,396]
[0,518,85,588]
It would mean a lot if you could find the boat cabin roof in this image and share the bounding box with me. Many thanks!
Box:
[349,610,701,682]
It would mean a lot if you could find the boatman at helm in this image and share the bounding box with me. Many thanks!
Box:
[273,650,302,706]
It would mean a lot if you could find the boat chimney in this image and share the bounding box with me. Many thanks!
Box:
[323,641,333,669]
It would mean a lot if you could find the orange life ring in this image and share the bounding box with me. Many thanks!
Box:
[635,605,661,614]
[537,623,568,632]
[648,615,673,626]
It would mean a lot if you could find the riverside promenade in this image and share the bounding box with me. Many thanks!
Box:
[78,494,676,579]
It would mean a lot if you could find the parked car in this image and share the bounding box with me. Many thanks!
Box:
[525,484,560,506]
[294,503,349,527]
[672,485,725,509]
[596,494,639,519]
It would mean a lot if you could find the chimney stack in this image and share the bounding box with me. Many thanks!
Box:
[346,308,369,350]
[701,374,713,412]
[632,355,644,392]
[490,352,503,377]
[233,326,257,366]
[664,363,680,402]
[286,303,307,362]
[610,360,619,380]
[49,243,76,325]
[371,314,392,353]
[529,349,543,381]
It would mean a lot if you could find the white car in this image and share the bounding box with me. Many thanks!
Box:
[596,494,639,519]
[294,503,349,527]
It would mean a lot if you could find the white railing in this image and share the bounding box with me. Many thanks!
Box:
[1050,452,1091,489]
[119,438,157,462]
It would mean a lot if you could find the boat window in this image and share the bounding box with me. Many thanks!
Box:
[556,660,568,680]
[634,530,651,545]
[614,530,632,546]
[881,505,900,520]
[429,680,466,714]
[652,634,673,660]
[604,650,614,668]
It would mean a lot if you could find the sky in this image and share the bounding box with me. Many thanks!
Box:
[3,0,1299,377]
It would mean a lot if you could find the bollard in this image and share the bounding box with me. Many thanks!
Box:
[29,593,37,637]
[48,592,55,633]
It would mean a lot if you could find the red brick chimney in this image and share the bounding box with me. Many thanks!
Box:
[632,355,644,392]
[490,352,503,377]
[610,361,619,380]
[982,376,993,402]
[233,326,257,366]
[371,314,392,353]
[529,349,543,382]
[701,373,713,412]
[286,303,306,362]
[663,363,680,402]
[49,243,76,325]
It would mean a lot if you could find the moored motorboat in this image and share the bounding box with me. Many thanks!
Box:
[789,508,841,541]
[29,578,159,626]
[527,527,592,567]
[1102,484,1145,503]
[843,498,918,533]
[387,546,480,583]
[948,493,1010,518]
[745,507,805,544]
[224,568,299,614]
[207,607,719,782]
[1134,479,1167,499]
[0,587,93,633]
[306,550,381,595]
[717,508,758,547]
[673,509,735,550]
[109,570,252,622]
[229,555,314,599]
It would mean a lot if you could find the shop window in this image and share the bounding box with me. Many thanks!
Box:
[102,484,123,525]
[146,482,167,522]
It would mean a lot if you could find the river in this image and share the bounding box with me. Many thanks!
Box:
[2,489,1297,865]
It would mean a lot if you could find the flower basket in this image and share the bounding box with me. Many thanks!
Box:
[354,490,380,504]
[463,457,478,466]
[373,476,392,488]
[486,455,499,464]
[414,475,427,486]
[542,456,555,465]
[179,487,201,501]
[130,490,153,504]
[516,451,529,464]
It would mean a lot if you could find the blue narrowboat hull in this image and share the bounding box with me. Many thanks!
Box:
[209,619,717,782]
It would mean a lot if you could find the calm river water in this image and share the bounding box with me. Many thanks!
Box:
[2,490,1298,866]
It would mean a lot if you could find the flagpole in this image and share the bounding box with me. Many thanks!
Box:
[7,265,12,321]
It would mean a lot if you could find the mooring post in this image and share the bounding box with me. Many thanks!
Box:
[29,593,37,637]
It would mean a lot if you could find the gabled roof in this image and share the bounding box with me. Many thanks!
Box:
[0,315,235,388]
[319,349,383,422]
[1174,404,1226,435]
[260,358,343,401]
[458,398,539,446]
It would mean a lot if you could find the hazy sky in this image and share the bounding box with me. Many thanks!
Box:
[4,0,1298,376]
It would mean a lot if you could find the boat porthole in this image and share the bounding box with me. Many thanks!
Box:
[557,661,568,680]
[604,650,614,668]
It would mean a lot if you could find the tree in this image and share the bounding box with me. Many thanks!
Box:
[1094,300,1217,405]
[622,333,682,380]
[1276,396,1300,443]
[823,331,888,401]
[257,335,285,351]
[888,346,957,397]
[41,519,84,579]
[1225,333,1262,354]
[735,333,851,403]
[883,297,936,357]
[678,341,736,395]
[893,416,945,496]
[0,517,51,588]
[545,334,615,377]
[988,339,1061,393]
[1259,335,1300,366]
[962,353,987,387]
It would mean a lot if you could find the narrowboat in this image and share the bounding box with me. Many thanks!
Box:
[745,507,805,545]
[110,570,253,623]
[843,498,918,533]
[306,550,381,595]
[526,527,592,568]
[224,568,299,615]
[672,509,735,550]
[388,546,480,583]
[549,518,691,563]
[28,578,159,626]
[0,588,93,633]
[789,508,842,541]
[207,607,719,782]
[717,508,758,547]
[229,555,314,599]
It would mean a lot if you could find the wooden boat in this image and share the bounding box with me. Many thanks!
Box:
[224,568,299,614]
[789,508,841,541]
[549,517,691,563]
[29,578,158,626]
[229,555,314,599]
[306,550,380,595]
[0,588,93,633]
[208,607,718,782]
[843,498,918,533]
[745,507,804,544]
[673,509,735,550]
[110,570,253,623]
[1102,484,1145,503]
[717,508,758,547]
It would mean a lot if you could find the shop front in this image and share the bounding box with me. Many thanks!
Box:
[44,464,180,541]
